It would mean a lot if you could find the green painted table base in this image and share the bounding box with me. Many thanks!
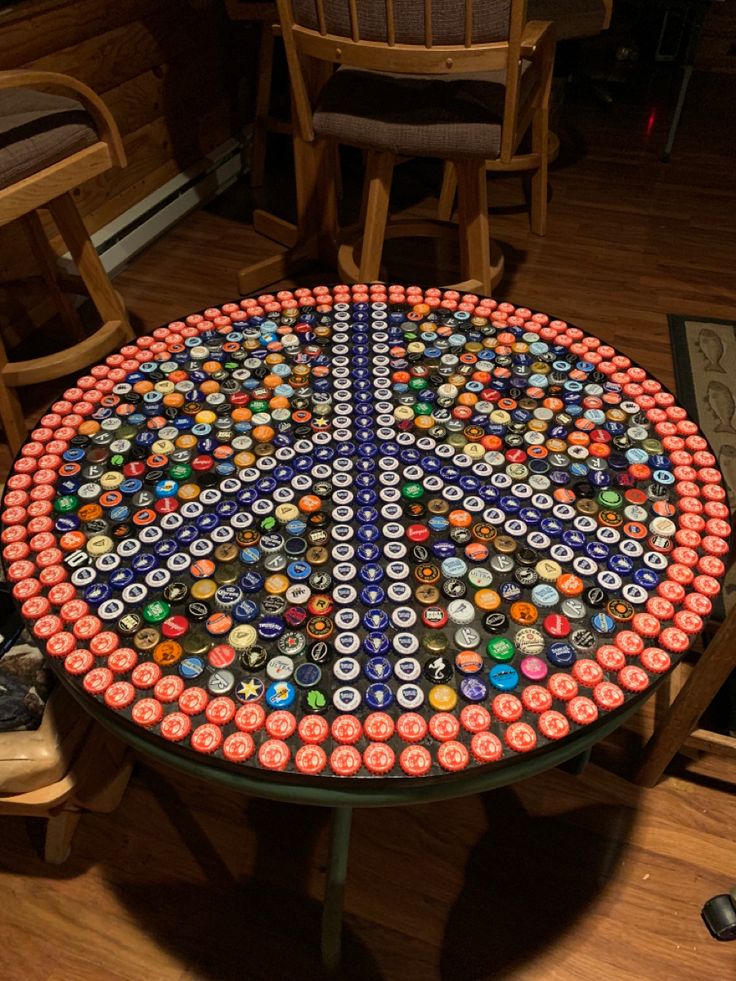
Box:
[56,676,649,971]
[322,806,353,973]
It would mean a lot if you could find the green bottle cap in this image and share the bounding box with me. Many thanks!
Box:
[304,689,328,713]
[597,490,623,509]
[54,494,79,513]
[402,482,425,500]
[143,599,171,624]
[487,637,515,662]
[409,377,428,391]
[169,463,192,481]
[642,438,663,455]
[249,400,269,413]
[413,402,433,416]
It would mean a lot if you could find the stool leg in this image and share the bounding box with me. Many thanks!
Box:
[321,806,352,974]
[437,162,457,221]
[44,808,81,865]
[251,20,275,188]
[634,604,736,787]
[455,159,491,296]
[22,211,86,343]
[359,151,394,283]
[530,103,549,237]
[0,356,27,455]
[47,193,134,341]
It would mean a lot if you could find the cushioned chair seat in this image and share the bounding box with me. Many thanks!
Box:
[313,62,536,159]
[0,686,89,795]
[0,88,98,191]
[527,0,608,40]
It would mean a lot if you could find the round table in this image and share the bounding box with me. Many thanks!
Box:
[1,283,728,970]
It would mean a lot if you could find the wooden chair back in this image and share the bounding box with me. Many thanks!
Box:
[278,0,529,163]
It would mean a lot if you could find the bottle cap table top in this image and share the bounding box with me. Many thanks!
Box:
[1,284,729,782]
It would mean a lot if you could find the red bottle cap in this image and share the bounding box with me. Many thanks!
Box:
[400,744,432,776]
[593,681,624,711]
[223,731,255,763]
[363,712,395,742]
[235,702,266,732]
[437,739,470,770]
[491,693,523,722]
[64,649,94,675]
[205,696,236,726]
[108,648,138,674]
[83,666,113,695]
[191,723,223,755]
[363,742,396,775]
[396,712,428,743]
[131,698,163,728]
[538,710,570,740]
[295,744,327,774]
[429,712,461,741]
[596,644,626,671]
[572,659,604,687]
[330,744,361,776]
[131,661,161,689]
[521,685,553,713]
[640,647,671,673]
[460,704,492,732]
[618,665,650,692]
[567,695,599,725]
[658,626,690,653]
[259,739,291,771]
[298,714,330,744]
[504,722,538,752]
[172,681,206,714]
[266,710,297,739]
[331,714,363,744]
[547,673,578,701]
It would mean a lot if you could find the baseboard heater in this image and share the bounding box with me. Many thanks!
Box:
[60,137,245,278]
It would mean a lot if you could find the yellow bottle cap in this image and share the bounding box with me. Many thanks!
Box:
[190,579,217,601]
[86,534,114,556]
[229,624,257,652]
[428,685,458,711]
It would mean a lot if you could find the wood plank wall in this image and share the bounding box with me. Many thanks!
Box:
[0,0,255,343]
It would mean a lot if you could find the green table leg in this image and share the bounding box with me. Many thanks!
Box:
[560,746,592,775]
[321,806,353,974]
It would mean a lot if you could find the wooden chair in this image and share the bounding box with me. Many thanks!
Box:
[0,686,133,863]
[225,1,293,192]
[239,0,555,297]
[634,601,736,787]
[437,0,610,230]
[0,70,134,454]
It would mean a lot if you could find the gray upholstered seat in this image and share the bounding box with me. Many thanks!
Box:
[0,88,97,191]
[313,62,535,159]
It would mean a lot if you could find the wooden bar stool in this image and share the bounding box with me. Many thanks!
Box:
[634,603,736,787]
[238,0,555,297]
[0,70,134,454]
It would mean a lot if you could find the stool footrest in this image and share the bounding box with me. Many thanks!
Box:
[2,320,126,387]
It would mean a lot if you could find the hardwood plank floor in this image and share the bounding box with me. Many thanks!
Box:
[0,69,735,981]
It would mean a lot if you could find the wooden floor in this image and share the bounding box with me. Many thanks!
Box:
[1,71,736,980]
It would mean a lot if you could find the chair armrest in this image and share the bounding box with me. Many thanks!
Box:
[521,20,556,60]
[603,0,613,31]
[0,70,125,167]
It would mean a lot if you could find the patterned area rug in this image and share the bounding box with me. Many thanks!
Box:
[668,315,736,618]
